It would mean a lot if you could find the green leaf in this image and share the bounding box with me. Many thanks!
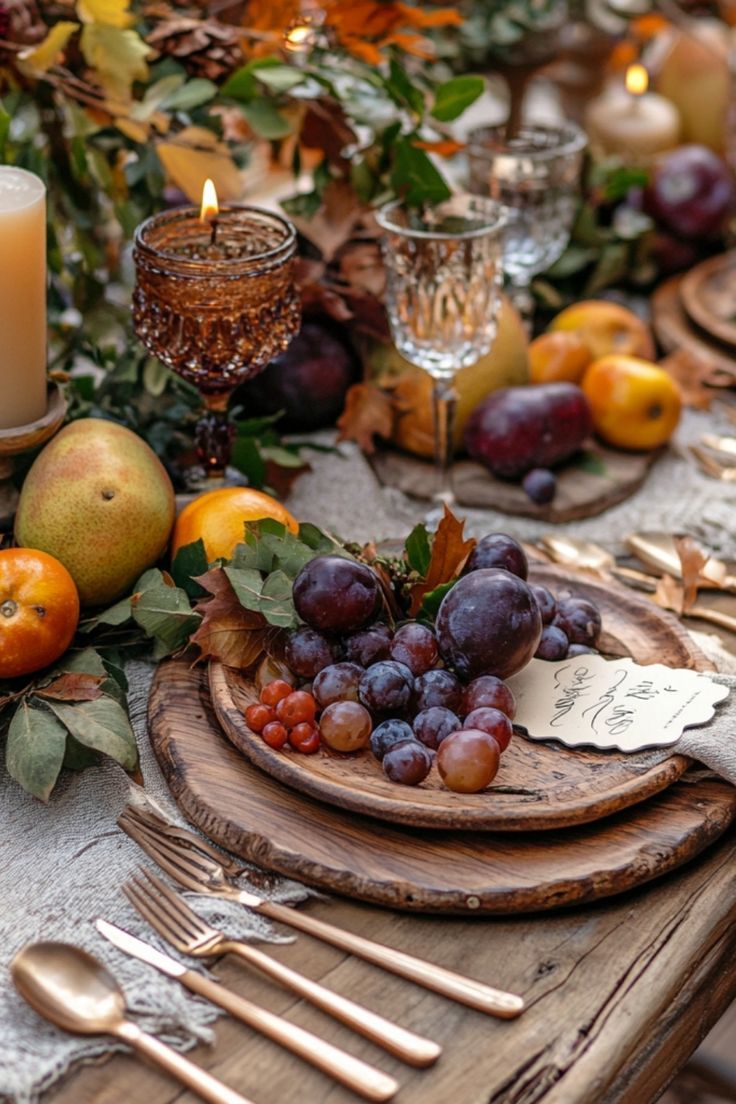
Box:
[60,648,108,677]
[430,76,485,122]
[171,538,209,599]
[545,245,597,279]
[573,449,608,476]
[240,99,292,140]
[298,523,346,554]
[230,433,267,488]
[163,78,218,111]
[405,523,431,576]
[386,60,424,115]
[63,735,100,771]
[132,578,199,654]
[417,580,456,621]
[224,566,299,628]
[79,596,133,633]
[256,65,305,94]
[5,700,68,801]
[222,56,283,100]
[46,697,138,772]
[391,140,451,206]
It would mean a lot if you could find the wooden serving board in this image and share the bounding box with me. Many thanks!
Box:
[652,276,736,385]
[370,442,659,523]
[681,252,736,350]
[210,566,708,832]
[148,656,736,914]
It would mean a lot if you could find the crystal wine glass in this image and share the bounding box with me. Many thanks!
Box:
[467,122,587,328]
[376,194,507,518]
[132,205,300,485]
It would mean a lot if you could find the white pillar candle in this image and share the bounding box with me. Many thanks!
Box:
[585,65,681,165]
[0,167,47,429]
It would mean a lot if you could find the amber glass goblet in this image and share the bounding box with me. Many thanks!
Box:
[132,205,300,483]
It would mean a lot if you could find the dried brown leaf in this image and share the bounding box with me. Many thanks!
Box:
[408,506,476,616]
[338,241,385,298]
[660,350,714,411]
[191,567,276,669]
[653,573,686,615]
[336,382,394,453]
[675,536,709,610]
[36,673,106,703]
[290,179,365,262]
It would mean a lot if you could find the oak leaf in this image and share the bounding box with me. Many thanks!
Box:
[652,573,686,615]
[675,536,710,610]
[37,673,106,703]
[80,23,151,100]
[408,507,476,616]
[191,567,279,669]
[337,382,394,454]
[157,126,243,201]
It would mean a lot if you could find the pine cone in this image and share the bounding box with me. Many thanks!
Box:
[147,16,243,81]
[0,0,47,50]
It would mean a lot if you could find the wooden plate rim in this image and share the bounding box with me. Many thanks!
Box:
[681,252,736,350]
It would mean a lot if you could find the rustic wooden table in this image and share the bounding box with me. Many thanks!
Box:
[46,600,736,1104]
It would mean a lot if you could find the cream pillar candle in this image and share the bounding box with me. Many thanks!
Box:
[0,167,47,429]
[585,64,681,165]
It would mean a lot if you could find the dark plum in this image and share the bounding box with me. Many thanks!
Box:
[535,625,569,661]
[285,627,339,679]
[359,660,414,715]
[554,598,602,646]
[460,675,516,720]
[436,569,542,680]
[312,662,364,708]
[370,719,416,761]
[464,533,528,580]
[382,740,433,786]
[390,622,439,675]
[293,555,380,634]
[413,706,461,750]
[530,584,557,625]
[344,623,392,667]
[413,668,462,713]
[464,707,513,752]
[522,468,557,505]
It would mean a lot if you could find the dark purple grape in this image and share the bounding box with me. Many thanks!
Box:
[382,740,433,785]
[413,706,461,750]
[293,555,380,633]
[567,643,596,657]
[530,584,557,625]
[436,569,542,681]
[460,675,516,720]
[413,668,462,713]
[554,598,602,646]
[312,662,364,708]
[389,622,439,676]
[370,718,416,761]
[343,623,392,666]
[535,625,569,661]
[464,707,513,751]
[464,533,528,580]
[285,627,338,679]
[359,660,414,715]
[522,468,557,505]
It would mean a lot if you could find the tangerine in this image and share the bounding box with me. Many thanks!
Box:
[171,487,298,563]
[528,332,592,384]
[582,355,682,450]
[0,548,80,679]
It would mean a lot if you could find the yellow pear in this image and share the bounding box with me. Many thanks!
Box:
[15,419,176,606]
[367,295,529,459]
[650,23,731,153]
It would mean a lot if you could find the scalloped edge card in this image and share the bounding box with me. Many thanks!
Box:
[507,656,730,753]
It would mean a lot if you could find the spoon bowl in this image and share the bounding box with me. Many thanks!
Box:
[11,943,124,1036]
[539,535,654,588]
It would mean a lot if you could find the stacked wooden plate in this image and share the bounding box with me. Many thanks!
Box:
[148,565,736,915]
[653,251,736,385]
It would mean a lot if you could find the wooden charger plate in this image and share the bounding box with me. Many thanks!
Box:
[210,565,709,832]
[149,657,736,914]
[681,252,736,350]
[652,276,736,385]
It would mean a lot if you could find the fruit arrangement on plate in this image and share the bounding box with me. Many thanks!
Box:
[242,527,602,796]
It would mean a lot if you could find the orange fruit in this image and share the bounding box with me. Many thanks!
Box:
[549,300,656,361]
[581,355,682,450]
[529,332,592,384]
[0,548,80,679]
[171,487,299,563]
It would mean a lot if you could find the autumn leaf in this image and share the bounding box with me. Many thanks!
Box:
[37,673,106,703]
[77,0,132,28]
[157,125,243,202]
[290,179,365,262]
[653,574,686,615]
[18,22,79,73]
[80,23,151,101]
[659,351,714,411]
[337,382,394,454]
[414,138,465,158]
[191,567,280,668]
[408,506,476,616]
[675,536,710,610]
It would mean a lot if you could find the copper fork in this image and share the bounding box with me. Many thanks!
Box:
[117,810,525,1019]
[124,868,440,1067]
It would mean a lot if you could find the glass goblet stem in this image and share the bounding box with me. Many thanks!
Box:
[431,376,458,508]
[508,279,535,335]
[196,392,235,482]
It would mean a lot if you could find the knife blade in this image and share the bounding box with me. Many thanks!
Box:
[96,919,188,976]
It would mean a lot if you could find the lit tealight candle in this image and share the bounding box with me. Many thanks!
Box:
[0,167,47,430]
[585,64,681,164]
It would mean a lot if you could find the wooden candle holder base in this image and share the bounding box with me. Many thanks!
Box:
[0,382,67,529]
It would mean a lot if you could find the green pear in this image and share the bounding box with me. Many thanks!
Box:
[15,418,175,606]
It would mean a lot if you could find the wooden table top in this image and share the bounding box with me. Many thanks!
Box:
[47,821,736,1104]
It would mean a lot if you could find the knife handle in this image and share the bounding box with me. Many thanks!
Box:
[182,970,398,1102]
[256,900,524,1019]
[223,940,440,1067]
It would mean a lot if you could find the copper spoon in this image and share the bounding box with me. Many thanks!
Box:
[11,942,254,1104]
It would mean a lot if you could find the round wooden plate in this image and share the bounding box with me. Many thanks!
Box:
[681,252,736,350]
[149,656,736,914]
[210,566,711,832]
[652,276,736,386]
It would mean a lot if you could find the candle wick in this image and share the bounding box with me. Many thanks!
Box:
[209,217,218,247]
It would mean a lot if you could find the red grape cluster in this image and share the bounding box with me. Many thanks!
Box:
[243,541,603,795]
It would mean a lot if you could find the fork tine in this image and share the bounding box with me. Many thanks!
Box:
[123,878,190,950]
[119,813,225,884]
[121,804,244,877]
[121,820,214,894]
[133,874,204,943]
[139,868,214,941]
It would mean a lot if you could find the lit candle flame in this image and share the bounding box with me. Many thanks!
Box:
[200,178,219,223]
[626,64,649,97]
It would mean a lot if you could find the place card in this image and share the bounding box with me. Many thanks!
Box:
[507,655,730,752]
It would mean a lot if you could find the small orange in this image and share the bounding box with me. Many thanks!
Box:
[171,487,299,563]
[529,332,592,384]
[0,548,80,679]
[581,355,682,450]
[550,300,656,361]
